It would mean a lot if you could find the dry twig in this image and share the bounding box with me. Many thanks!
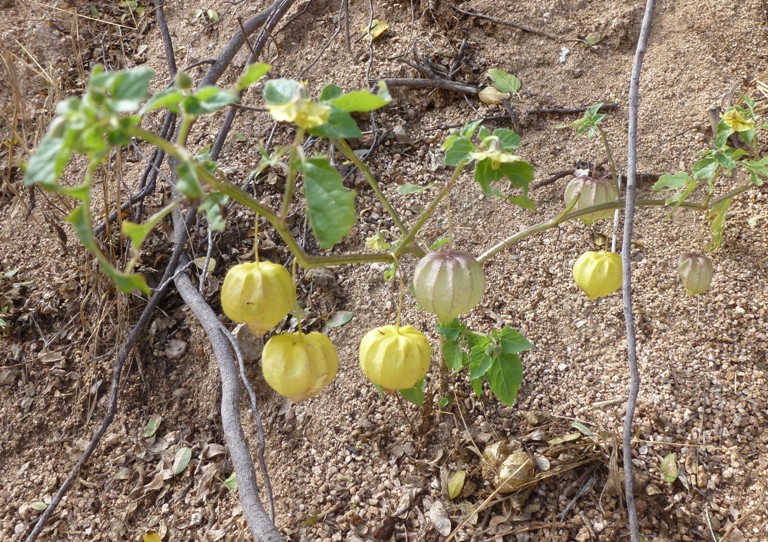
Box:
[622,1,657,541]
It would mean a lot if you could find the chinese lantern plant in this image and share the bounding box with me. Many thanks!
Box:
[678,253,714,295]
[262,331,338,402]
[220,260,296,335]
[572,250,623,300]
[412,250,486,324]
[359,325,432,391]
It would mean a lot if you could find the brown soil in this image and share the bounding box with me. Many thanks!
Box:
[2,0,767,541]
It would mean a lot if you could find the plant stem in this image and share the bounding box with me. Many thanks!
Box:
[394,161,468,258]
[129,126,400,268]
[281,127,305,219]
[477,179,756,264]
[333,138,409,236]
[176,115,195,148]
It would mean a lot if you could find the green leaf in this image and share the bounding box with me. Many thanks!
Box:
[109,67,154,112]
[493,128,522,150]
[487,352,523,406]
[400,379,425,406]
[508,193,537,211]
[438,396,451,408]
[223,473,238,491]
[652,171,689,192]
[330,88,391,112]
[183,86,239,115]
[373,383,387,399]
[447,470,466,499]
[713,121,734,148]
[561,103,605,137]
[396,183,428,194]
[714,148,739,171]
[24,132,73,187]
[692,156,718,183]
[475,158,535,200]
[436,318,465,341]
[143,415,162,437]
[498,327,534,354]
[309,106,361,138]
[172,447,192,475]
[122,201,178,250]
[140,87,184,114]
[471,377,484,397]
[322,310,354,331]
[652,172,699,206]
[264,78,299,104]
[487,69,521,94]
[742,156,768,185]
[503,160,535,189]
[460,119,483,138]
[175,161,203,199]
[122,220,154,250]
[199,192,229,231]
[442,339,466,372]
[707,197,732,252]
[659,453,678,483]
[319,84,343,101]
[469,342,493,380]
[29,502,48,511]
[68,205,151,294]
[235,62,271,91]
[442,137,475,166]
[300,157,357,249]
[430,237,450,250]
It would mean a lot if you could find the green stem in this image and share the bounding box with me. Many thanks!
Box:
[281,128,305,220]
[393,161,468,258]
[334,138,409,236]
[129,126,400,268]
[176,115,195,148]
[477,182,755,264]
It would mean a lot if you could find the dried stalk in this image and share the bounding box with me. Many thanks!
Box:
[622,1,657,541]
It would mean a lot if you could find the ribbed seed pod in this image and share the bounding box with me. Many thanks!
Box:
[678,253,714,295]
[262,332,338,402]
[564,176,619,225]
[413,251,486,324]
[359,325,432,390]
[220,261,296,335]
[572,250,623,300]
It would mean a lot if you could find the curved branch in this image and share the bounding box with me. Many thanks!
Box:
[174,252,284,541]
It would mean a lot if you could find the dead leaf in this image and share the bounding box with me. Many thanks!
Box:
[394,486,418,518]
[547,432,582,446]
[164,339,187,359]
[426,500,451,536]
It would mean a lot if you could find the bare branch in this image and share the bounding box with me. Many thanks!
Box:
[622,1,657,541]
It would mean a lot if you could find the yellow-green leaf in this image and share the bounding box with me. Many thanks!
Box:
[448,470,466,499]
[143,415,161,438]
[362,19,388,41]
[660,453,678,483]
[173,447,192,476]
[143,532,162,542]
